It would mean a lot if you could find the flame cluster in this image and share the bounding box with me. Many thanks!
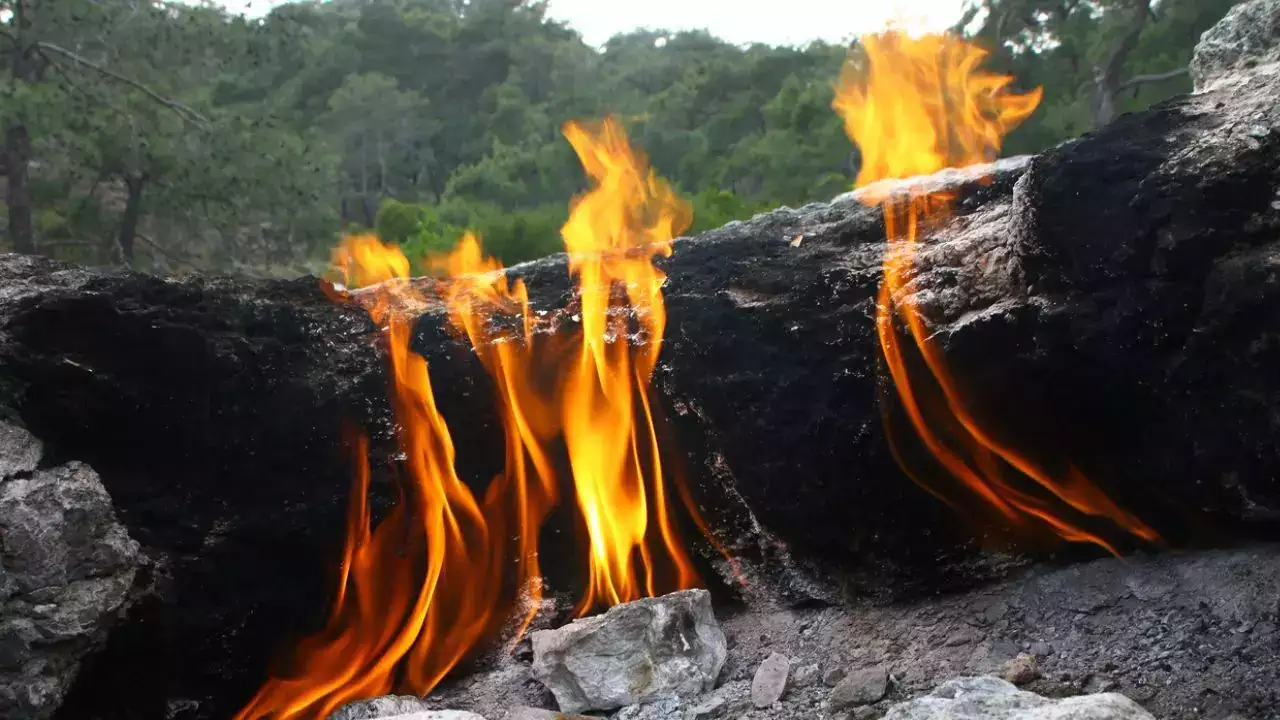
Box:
[234,119,705,720]
[833,31,1159,551]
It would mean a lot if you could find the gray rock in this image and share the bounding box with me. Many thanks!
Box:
[823,668,848,687]
[505,707,602,720]
[830,666,889,710]
[0,438,143,720]
[613,696,683,720]
[529,589,726,714]
[328,695,486,720]
[792,662,821,688]
[0,423,40,479]
[1000,654,1040,686]
[1191,0,1280,90]
[750,651,790,707]
[880,676,1154,719]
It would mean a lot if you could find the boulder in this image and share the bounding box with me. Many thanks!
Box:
[529,589,726,714]
[0,422,143,719]
[1190,0,1280,90]
[881,677,1153,720]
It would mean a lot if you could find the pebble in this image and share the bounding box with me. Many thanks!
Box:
[823,668,847,687]
[829,665,888,710]
[1030,640,1053,657]
[1000,653,1040,686]
[751,652,790,708]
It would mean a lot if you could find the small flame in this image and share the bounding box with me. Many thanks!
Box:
[833,32,1159,551]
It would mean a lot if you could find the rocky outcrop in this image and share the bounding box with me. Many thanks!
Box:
[529,589,726,714]
[1191,0,1280,90]
[880,677,1153,720]
[0,422,143,719]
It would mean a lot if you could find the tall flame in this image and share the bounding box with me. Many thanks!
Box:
[558,118,699,613]
[233,235,508,720]
[236,117,713,719]
[832,32,1159,551]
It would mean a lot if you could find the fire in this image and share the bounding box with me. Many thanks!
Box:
[234,235,508,720]
[833,32,1160,551]
[236,118,710,719]
[558,119,699,612]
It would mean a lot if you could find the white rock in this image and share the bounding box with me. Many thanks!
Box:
[529,589,727,714]
[881,676,1155,720]
[1191,0,1280,90]
[328,695,486,720]
[750,652,790,707]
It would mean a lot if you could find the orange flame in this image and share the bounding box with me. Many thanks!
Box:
[233,235,508,720]
[236,118,716,719]
[832,32,1159,551]
[558,118,700,613]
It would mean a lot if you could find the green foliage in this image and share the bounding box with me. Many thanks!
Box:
[3,0,1235,273]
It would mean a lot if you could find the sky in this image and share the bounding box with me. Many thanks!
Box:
[211,0,968,47]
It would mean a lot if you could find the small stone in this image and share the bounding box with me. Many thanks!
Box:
[792,663,821,688]
[943,629,976,647]
[751,652,790,708]
[829,666,888,710]
[1029,641,1052,658]
[999,653,1040,685]
[823,668,847,687]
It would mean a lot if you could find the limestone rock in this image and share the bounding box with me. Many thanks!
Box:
[881,676,1154,719]
[830,665,889,710]
[0,427,144,720]
[1191,0,1280,90]
[529,589,726,714]
[328,696,486,720]
[750,651,790,707]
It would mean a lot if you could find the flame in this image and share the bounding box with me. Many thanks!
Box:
[233,236,508,719]
[558,118,699,613]
[832,32,1159,551]
[237,118,716,719]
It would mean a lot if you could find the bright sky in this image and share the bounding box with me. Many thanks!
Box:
[213,0,967,47]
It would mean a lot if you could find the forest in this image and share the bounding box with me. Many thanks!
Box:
[0,0,1236,275]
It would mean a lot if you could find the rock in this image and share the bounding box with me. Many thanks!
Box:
[880,676,1154,719]
[830,666,889,710]
[505,708,603,720]
[529,589,726,714]
[3,32,1280,718]
[0,422,40,478]
[329,696,434,720]
[792,663,821,688]
[750,651,790,707]
[613,697,683,720]
[824,668,848,687]
[0,426,143,720]
[1029,642,1052,659]
[1191,0,1280,90]
[1000,654,1040,686]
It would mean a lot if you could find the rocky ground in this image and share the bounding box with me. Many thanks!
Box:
[352,545,1280,720]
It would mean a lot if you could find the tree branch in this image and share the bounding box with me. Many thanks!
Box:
[35,41,211,129]
[136,231,204,271]
[1117,67,1189,93]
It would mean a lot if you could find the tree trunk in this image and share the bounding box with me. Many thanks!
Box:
[1093,0,1151,127]
[117,175,146,265]
[4,122,35,254]
[5,6,36,255]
